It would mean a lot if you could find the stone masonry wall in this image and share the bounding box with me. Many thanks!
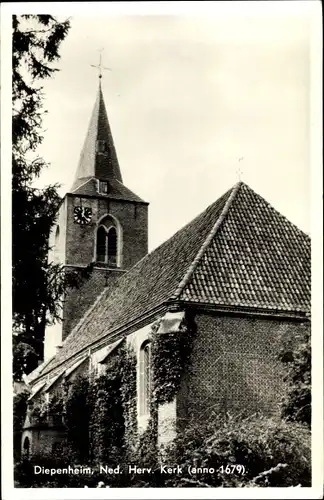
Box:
[21,427,66,457]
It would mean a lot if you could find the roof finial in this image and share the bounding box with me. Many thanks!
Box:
[90,48,112,80]
[236,157,244,181]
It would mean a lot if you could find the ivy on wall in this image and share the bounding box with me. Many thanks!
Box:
[133,311,196,463]
[64,374,91,462]
[89,344,137,465]
[119,343,137,459]
[24,340,138,465]
[19,311,196,465]
[151,312,196,406]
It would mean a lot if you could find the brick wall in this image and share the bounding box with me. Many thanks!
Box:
[48,199,67,265]
[177,312,310,425]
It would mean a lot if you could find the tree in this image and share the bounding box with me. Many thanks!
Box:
[12,15,71,380]
[280,329,311,428]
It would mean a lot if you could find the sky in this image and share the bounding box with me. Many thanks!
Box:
[13,2,318,250]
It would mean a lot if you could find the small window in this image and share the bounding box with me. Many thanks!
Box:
[99,180,109,194]
[139,342,151,416]
[23,436,30,458]
[96,140,108,153]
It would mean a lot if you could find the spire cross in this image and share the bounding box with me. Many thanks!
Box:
[236,157,244,181]
[90,48,112,79]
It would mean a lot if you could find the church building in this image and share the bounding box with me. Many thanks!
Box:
[21,79,311,458]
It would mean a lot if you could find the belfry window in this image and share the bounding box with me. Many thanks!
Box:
[95,216,120,267]
[139,341,151,416]
[96,226,107,263]
[107,227,117,266]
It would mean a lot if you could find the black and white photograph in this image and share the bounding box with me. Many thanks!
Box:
[1,1,323,498]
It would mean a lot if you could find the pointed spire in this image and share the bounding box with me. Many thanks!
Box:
[72,81,122,190]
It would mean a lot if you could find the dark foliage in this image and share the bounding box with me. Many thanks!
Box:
[152,315,196,405]
[14,413,311,488]
[12,15,71,380]
[64,375,92,463]
[279,328,311,428]
[90,360,125,465]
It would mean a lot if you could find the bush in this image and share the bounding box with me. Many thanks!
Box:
[161,413,311,488]
[14,412,310,488]
[280,329,311,428]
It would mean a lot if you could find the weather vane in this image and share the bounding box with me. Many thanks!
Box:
[90,48,112,79]
[236,157,244,181]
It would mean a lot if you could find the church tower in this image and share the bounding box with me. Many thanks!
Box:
[44,79,148,360]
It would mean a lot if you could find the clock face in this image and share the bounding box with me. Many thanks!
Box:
[73,206,92,225]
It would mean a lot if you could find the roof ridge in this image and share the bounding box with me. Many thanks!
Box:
[240,182,310,239]
[171,182,242,300]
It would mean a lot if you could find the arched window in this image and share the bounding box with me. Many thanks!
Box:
[107,227,117,266]
[96,226,107,263]
[23,436,30,458]
[95,216,120,267]
[139,341,151,416]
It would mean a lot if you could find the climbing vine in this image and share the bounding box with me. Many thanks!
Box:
[133,312,196,466]
[119,343,137,457]
[23,341,138,465]
[64,374,92,462]
[151,312,196,405]
[18,313,196,468]
[89,364,124,465]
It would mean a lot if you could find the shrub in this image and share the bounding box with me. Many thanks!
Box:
[14,412,310,488]
[161,413,311,488]
[279,329,311,428]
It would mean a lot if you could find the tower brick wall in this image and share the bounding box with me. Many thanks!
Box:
[60,195,148,340]
[61,267,125,341]
[65,195,148,268]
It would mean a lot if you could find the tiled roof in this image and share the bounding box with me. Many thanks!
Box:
[179,183,311,313]
[70,176,145,203]
[35,182,310,379]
